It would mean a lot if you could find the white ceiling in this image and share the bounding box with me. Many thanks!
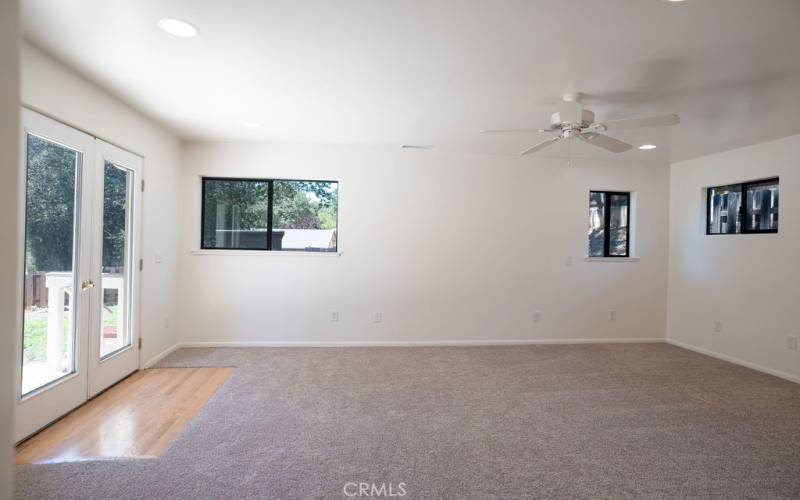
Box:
[22,0,800,162]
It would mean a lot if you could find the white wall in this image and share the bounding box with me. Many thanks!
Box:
[178,142,670,345]
[0,2,20,497]
[21,43,182,365]
[667,134,800,381]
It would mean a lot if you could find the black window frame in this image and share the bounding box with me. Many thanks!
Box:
[589,190,631,258]
[200,176,339,252]
[706,177,778,235]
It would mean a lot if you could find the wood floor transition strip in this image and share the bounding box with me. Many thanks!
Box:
[15,367,235,464]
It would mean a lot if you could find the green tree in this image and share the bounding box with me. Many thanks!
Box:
[317,188,338,230]
[24,136,78,273]
[273,182,319,229]
[102,163,128,269]
[202,179,269,247]
[24,136,131,274]
[273,181,338,230]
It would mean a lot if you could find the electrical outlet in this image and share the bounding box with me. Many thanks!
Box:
[565,256,573,267]
[533,311,542,323]
[787,335,798,351]
[331,311,339,322]
[609,310,616,321]
[374,312,383,323]
[713,321,722,333]
[163,317,169,329]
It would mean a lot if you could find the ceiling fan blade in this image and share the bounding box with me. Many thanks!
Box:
[579,133,632,153]
[521,136,560,155]
[592,113,680,131]
[482,128,554,134]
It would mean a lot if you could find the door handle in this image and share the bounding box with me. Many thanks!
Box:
[81,280,95,290]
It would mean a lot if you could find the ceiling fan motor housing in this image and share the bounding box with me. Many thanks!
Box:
[550,109,595,131]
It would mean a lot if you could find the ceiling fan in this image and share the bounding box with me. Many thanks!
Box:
[483,93,679,156]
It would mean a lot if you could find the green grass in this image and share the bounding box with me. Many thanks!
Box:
[23,305,118,363]
[22,311,53,363]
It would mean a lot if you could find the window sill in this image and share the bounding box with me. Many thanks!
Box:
[190,249,342,257]
[584,257,639,262]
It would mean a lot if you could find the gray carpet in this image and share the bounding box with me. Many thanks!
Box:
[14,343,800,499]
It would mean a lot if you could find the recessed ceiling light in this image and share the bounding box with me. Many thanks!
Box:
[157,18,198,38]
[638,144,657,150]
[242,121,261,128]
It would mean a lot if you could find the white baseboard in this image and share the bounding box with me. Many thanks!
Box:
[143,343,181,368]
[666,338,800,384]
[177,337,665,348]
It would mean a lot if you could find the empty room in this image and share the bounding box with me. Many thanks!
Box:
[1,0,800,498]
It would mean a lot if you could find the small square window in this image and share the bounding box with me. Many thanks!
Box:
[588,191,630,257]
[706,178,778,235]
[743,179,778,232]
[707,184,742,234]
[272,180,338,252]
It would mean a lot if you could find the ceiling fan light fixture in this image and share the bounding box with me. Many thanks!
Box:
[486,93,678,156]
[157,18,199,38]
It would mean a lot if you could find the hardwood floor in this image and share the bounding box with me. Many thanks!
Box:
[15,367,235,464]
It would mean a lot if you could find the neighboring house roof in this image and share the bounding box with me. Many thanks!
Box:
[274,228,335,249]
[215,228,336,250]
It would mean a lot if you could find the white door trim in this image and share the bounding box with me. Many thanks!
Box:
[14,110,145,441]
[87,140,143,397]
[14,109,95,442]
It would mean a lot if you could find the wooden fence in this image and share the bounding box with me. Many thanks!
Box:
[24,272,49,309]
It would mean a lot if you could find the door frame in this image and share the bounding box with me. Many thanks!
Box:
[87,140,143,397]
[14,108,145,442]
[14,109,95,441]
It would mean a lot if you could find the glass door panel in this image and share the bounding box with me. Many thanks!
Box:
[87,139,142,398]
[16,109,94,442]
[16,111,142,441]
[99,162,133,358]
[608,193,630,257]
[21,134,81,396]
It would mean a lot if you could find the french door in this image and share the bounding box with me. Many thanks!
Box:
[15,109,143,441]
